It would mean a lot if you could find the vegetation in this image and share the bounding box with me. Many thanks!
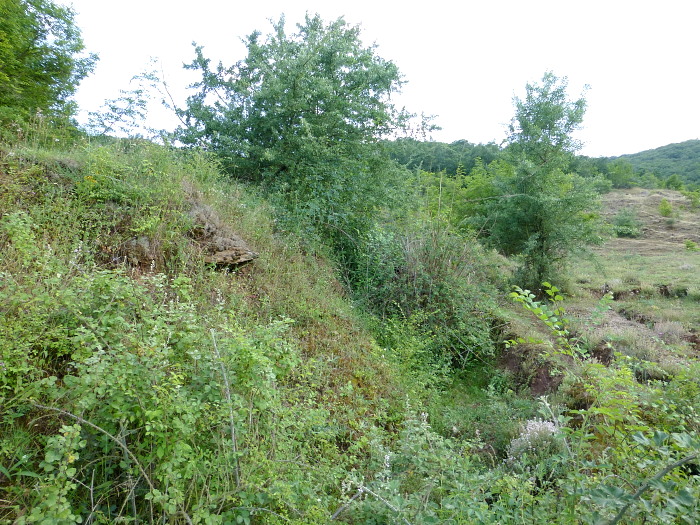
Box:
[2,8,700,525]
[176,14,406,259]
[611,208,643,238]
[384,137,501,175]
[482,73,601,290]
[612,140,700,186]
[0,0,96,126]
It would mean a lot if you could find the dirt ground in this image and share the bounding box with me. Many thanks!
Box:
[601,188,699,255]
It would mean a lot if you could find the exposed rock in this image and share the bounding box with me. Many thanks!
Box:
[119,201,258,270]
[204,249,258,266]
[123,235,157,267]
[188,203,258,268]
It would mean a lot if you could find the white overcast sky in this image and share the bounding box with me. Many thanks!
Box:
[60,0,699,158]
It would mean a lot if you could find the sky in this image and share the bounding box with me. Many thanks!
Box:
[59,0,699,158]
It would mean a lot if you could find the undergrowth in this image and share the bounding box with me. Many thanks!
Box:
[1,136,699,524]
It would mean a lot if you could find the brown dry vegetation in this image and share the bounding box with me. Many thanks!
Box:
[563,188,700,373]
[600,188,699,254]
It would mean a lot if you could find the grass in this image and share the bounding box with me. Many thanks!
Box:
[553,189,700,384]
[0,137,415,523]
[3,137,700,523]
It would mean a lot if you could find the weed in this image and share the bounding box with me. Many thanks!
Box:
[653,320,687,345]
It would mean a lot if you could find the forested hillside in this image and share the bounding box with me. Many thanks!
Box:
[383,138,501,175]
[2,2,700,524]
[386,139,700,190]
[612,139,700,184]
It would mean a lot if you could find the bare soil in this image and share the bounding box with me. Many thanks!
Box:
[601,188,699,255]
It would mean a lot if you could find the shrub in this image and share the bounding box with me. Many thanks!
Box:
[681,189,700,210]
[352,220,500,365]
[658,198,673,217]
[506,418,568,482]
[611,208,643,238]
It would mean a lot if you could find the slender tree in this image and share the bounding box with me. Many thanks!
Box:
[485,72,600,291]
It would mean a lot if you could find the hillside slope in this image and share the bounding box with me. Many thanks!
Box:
[612,139,700,184]
[2,141,700,524]
[0,139,411,523]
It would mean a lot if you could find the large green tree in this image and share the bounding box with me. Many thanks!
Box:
[176,14,407,246]
[0,0,96,121]
[484,72,600,290]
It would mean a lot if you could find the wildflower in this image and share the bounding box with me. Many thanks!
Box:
[507,418,561,464]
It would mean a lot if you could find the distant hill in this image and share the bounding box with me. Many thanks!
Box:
[610,139,700,184]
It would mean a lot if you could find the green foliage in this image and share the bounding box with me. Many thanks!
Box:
[505,284,700,524]
[506,72,586,166]
[418,159,513,233]
[505,417,569,484]
[85,61,164,139]
[638,171,662,189]
[384,137,501,175]
[658,198,674,217]
[611,208,643,238]
[664,174,684,190]
[0,138,419,524]
[605,159,638,188]
[681,189,700,209]
[20,424,86,524]
[507,282,583,357]
[612,140,700,186]
[5,68,700,522]
[0,0,97,124]
[352,219,500,366]
[482,72,601,291]
[176,14,407,252]
[588,174,614,194]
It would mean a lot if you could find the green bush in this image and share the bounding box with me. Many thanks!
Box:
[611,208,643,238]
[658,198,673,217]
[352,220,500,366]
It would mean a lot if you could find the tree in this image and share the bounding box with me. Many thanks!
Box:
[484,72,600,291]
[664,173,684,191]
[606,159,638,188]
[85,61,163,138]
[0,0,97,122]
[176,14,408,250]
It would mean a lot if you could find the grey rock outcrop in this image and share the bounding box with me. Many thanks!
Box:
[188,203,258,268]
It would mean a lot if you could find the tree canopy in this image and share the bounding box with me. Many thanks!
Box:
[0,0,96,122]
[177,14,405,179]
[483,72,600,290]
[176,14,409,249]
[384,137,501,175]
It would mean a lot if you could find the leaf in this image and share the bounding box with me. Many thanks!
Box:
[672,432,700,450]
[675,488,696,507]
[632,432,651,446]
[17,470,41,478]
[652,431,670,447]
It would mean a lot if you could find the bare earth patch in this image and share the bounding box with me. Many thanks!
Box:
[601,188,699,255]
